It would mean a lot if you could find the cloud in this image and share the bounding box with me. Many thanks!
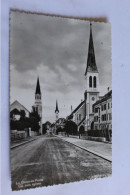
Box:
[10,11,112,122]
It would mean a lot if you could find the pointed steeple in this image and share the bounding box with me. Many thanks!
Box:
[85,23,98,75]
[55,100,59,113]
[35,77,41,94]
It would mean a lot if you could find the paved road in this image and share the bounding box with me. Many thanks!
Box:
[11,135,112,191]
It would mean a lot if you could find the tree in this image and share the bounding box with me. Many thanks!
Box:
[30,106,41,121]
[64,121,78,135]
[20,110,26,118]
[10,106,41,132]
[20,110,26,121]
[79,125,85,139]
[56,127,64,134]
[28,117,40,132]
[29,106,41,132]
[42,123,47,134]
[42,121,52,134]
[79,126,85,134]
[10,119,17,130]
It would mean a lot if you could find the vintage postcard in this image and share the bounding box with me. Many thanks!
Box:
[10,10,112,191]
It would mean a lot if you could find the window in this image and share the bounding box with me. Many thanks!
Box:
[101,114,107,121]
[104,104,106,110]
[79,114,81,121]
[94,116,98,122]
[109,113,112,120]
[95,108,98,113]
[89,76,92,88]
[108,103,110,109]
[93,76,96,88]
[101,105,103,111]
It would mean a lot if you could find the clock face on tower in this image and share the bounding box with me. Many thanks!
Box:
[92,97,95,101]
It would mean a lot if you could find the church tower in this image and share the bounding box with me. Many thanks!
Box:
[55,100,59,121]
[34,77,42,134]
[84,23,99,130]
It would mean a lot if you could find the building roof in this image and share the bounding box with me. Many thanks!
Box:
[10,108,21,115]
[55,100,59,113]
[85,23,98,75]
[10,100,30,113]
[35,77,41,94]
[93,90,112,107]
[67,100,85,120]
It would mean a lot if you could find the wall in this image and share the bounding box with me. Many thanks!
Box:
[74,103,85,125]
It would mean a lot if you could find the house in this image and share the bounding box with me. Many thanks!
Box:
[93,90,112,130]
[10,100,30,120]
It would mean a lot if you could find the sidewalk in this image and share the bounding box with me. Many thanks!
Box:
[10,136,40,149]
[56,135,112,162]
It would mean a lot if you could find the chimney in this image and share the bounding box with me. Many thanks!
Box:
[107,87,110,92]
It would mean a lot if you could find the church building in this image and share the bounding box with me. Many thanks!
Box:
[33,77,42,134]
[67,23,100,132]
[55,100,59,122]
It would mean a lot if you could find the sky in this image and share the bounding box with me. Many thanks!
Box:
[10,11,112,123]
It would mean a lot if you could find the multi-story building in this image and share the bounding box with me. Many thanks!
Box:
[93,90,112,130]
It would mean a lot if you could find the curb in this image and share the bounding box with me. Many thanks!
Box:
[11,138,37,149]
[55,136,112,163]
[68,136,112,144]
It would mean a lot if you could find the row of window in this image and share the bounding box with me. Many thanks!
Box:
[95,107,98,113]
[89,76,96,88]
[101,104,106,111]
[102,114,106,121]
[95,124,112,130]
[77,114,81,121]
[94,102,112,113]
[102,113,112,121]
[101,102,112,111]
[94,113,112,122]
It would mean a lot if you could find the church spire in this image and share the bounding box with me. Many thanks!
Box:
[35,77,41,95]
[55,100,59,113]
[85,23,98,75]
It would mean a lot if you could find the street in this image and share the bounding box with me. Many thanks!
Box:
[11,135,112,190]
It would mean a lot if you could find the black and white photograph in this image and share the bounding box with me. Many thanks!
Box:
[10,10,112,191]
